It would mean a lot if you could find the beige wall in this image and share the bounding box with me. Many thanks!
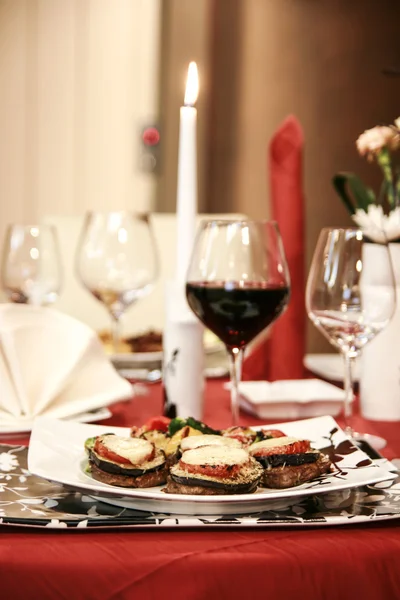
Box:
[203,0,400,352]
[0,0,161,239]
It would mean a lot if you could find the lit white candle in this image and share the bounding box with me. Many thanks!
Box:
[175,62,199,282]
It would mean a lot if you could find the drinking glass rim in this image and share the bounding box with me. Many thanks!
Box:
[84,210,151,220]
[198,218,279,227]
[318,227,391,244]
[320,227,363,233]
[6,223,58,233]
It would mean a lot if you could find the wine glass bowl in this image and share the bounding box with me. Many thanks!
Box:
[186,220,290,424]
[306,228,396,447]
[76,212,158,352]
[1,224,62,306]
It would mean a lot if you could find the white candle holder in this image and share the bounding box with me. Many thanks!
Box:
[162,280,204,419]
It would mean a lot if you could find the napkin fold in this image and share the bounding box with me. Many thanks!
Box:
[235,379,346,420]
[0,305,132,428]
[242,115,306,381]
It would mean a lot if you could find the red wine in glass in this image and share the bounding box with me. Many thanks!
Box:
[186,281,290,349]
[185,219,291,425]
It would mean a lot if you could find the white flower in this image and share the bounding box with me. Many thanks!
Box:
[394,117,400,130]
[0,453,19,472]
[356,126,398,156]
[352,205,400,243]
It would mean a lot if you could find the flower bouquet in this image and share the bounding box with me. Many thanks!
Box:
[334,118,400,422]
[333,118,400,243]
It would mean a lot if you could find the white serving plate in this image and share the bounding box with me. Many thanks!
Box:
[28,415,394,516]
[304,354,360,383]
[236,379,348,420]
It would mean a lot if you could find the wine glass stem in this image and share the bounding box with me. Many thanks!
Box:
[342,351,355,437]
[228,348,244,426]
[111,316,121,354]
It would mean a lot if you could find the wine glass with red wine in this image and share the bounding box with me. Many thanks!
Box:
[186,220,291,424]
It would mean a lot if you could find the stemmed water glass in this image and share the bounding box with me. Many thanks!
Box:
[76,211,158,353]
[306,228,396,449]
[1,224,62,306]
[186,220,291,425]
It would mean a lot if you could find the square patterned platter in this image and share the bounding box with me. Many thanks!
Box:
[1,443,399,529]
[26,415,396,517]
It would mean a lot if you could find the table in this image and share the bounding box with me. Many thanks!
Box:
[2,380,400,600]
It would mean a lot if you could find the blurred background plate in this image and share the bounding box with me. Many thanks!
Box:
[304,354,360,383]
[0,407,112,436]
[109,329,224,368]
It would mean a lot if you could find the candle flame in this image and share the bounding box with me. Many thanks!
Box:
[184,62,199,106]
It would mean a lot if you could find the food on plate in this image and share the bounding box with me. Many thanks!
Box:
[167,417,220,437]
[98,330,131,354]
[164,445,264,495]
[97,329,163,355]
[98,329,222,355]
[84,416,332,492]
[248,436,332,489]
[180,434,242,452]
[85,433,168,488]
[130,417,206,460]
[125,330,162,353]
[221,426,286,446]
[131,416,223,464]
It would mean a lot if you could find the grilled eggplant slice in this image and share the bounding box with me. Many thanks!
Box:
[166,472,260,495]
[260,454,332,489]
[164,447,263,495]
[89,447,165,476]
[87,435,168,488]
[255,452,321,469]
[89,461,168,488]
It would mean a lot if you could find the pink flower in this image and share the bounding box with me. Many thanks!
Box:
[356,126,398,157]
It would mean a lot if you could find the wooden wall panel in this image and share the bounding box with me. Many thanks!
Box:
[205,0,400,352]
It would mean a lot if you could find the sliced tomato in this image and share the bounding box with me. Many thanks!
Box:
[143,416,171,433]
[253,439,310,457]
[260,429,286,439]
[94,438,132,465]
[179,459,247,479]
[222,427,256,445]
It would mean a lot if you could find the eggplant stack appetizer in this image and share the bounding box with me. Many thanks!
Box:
[248,436,332,489]
[85,434,168,488]
[165,445,263,495]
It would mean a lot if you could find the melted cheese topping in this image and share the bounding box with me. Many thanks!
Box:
[180,434,241,452]
[249,437,301,454]
[180,446,249,467]
[101,435,153,465]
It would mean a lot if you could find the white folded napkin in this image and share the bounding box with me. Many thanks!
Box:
[0,304,132,429]
[224,379,347,420]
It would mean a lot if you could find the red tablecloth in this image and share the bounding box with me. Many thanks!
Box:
[2,380,400,600]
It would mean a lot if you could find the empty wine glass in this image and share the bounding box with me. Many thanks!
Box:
[306,228,396,449]
[186,220,291,425]
[1,224,62,305]
[76,211,158,353]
